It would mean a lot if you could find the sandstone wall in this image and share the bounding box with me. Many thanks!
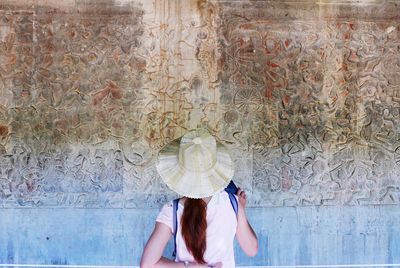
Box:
[0,0,399,266]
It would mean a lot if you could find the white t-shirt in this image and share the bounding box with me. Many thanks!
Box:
[156,189,238,268]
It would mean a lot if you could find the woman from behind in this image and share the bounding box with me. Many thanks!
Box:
[140,128,258,267]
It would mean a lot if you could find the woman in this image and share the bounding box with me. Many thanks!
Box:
[140,128,258,267]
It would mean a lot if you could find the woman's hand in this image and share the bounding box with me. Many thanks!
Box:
[235,188,258,257]
[191,262,222,268]
[236,187,247,209]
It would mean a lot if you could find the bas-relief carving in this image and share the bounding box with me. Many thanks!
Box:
[0,0,400,208]
[218,3,400,206]
[0,3,148,207]
[0,0,236,208]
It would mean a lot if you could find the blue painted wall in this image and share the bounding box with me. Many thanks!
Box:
[1,205,399,266]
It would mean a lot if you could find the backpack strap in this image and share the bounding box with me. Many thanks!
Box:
[172,198,179,258]
[226,190,238,215]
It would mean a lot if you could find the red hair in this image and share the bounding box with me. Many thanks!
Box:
[180,198,207,264]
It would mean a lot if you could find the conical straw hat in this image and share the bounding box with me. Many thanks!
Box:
[156,128,234,199]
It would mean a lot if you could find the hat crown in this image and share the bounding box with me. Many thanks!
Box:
[178,129,217,172]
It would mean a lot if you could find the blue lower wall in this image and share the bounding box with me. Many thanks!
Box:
[0,205,399,266]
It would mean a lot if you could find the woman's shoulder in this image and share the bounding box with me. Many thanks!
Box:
[219,189,238,201]
[208,190,238,210]
[159,198,184,213]
[155,199,176,231]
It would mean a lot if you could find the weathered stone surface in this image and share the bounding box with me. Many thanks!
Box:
[0,0,399,207]
[218,2,400,206]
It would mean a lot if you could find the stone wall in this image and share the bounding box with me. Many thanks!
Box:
[218,1,400,206]
[0,0,400,266]
[0,0,399,209]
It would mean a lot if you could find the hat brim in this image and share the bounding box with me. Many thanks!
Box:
[156,138,234,199]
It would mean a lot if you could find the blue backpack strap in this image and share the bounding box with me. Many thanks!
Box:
[226,190,238,215]
[172,198,179,258]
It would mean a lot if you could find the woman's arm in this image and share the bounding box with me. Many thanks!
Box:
[140,222,221,268]
[140,222,176,267]
[235,188,258,256]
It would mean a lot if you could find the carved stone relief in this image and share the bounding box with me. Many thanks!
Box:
[218,2,400,206]
[0,0,399,207]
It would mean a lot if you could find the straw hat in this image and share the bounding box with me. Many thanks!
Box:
[156,128,234,199]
